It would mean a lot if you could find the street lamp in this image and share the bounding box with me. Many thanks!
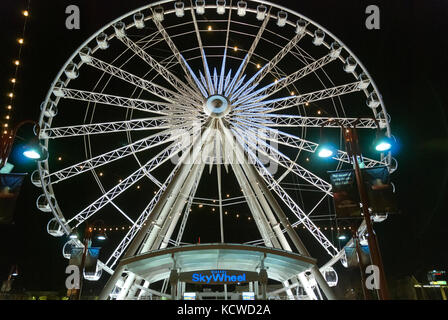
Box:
[318,119,394,300]
[0,120,43,170]
[71,220,107,300]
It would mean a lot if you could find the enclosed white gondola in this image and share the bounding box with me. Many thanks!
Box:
[62,240,77,259]
[343,56,357,73]
[358,73,370,89]
[367,92,381,109]
[47,218,64,237]
[256,5,267,21]
[52,81,65,97]
[113,21,126,39]
[237,1,247,17]
[313,29,325,46]
[64,63,79,80]
[36,194,56,213]
[31,169,48,187]
[133,12,145,29]
[153,6,164,22]
[174,1,185,18]
[216,0,226,15]
[195,0,205,15]
[322,267,338,287]
[37,122,50,139]
[276,11,287,27]
[79,47,92,63]
[295,18,307,34]
[40,100,58,118]
[330,42,342,59]
[96,33,109,50]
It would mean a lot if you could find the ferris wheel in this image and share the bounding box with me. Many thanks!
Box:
[33,0,395,300]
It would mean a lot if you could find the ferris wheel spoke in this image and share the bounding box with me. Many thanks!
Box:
[234,118,315,152]
[189,1,214,95]
[224,54,250,97]
[150,6,206,97]
[53,88,195,116]
[117,34,203,102]
[218,5,233,95]
[40,117,189,139]
[67,140,189,228]
[46,126,193,185]
[236,80,369,114]
[235,114,378,129]
[235,51,339,106]
[232,125,333,195]
[83,55,199,107]
[233,95,292,113]
[231,81,276,106]
[228,6,272,96]
[237,118,386,167]
[238,23,310,92]
[224,127,338,257]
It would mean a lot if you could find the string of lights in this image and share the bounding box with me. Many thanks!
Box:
[85,214,354,234]
[2,2,31,135]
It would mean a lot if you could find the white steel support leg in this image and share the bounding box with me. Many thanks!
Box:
[103,161,195,300]
[123,135,213,299]
[127,141,212,300]
[116,273,136,300]
[154,162,206,250]
[240,163,314,300]
[223,126,325,300]
[243,159,337,300]
[230,161,280,249]
[227,137,303,300]
[99,125,213,300]
[217,163,225,243]
[137,126,213,254]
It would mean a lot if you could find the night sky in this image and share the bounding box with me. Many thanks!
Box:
[0,0,447,296]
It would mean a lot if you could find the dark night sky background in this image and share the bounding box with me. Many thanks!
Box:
[0,0,447,296]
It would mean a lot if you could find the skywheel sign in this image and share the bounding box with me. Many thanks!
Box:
[180,270,259,284]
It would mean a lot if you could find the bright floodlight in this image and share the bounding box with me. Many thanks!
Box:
[96,234,107,241]
[23,149,41,160]
[317,144,335,158]
[375,140,392,152]
[338,235,347,240]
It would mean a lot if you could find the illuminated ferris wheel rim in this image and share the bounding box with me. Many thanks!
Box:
[34,0,394,285]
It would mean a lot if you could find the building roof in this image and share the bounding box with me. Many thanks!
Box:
[120,243,316,284]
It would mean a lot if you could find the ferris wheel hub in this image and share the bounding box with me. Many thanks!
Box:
[204,94,232,118]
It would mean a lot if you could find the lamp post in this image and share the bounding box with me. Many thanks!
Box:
[70,220,106,300]
[318,119,391,300]
[0,120,41,170]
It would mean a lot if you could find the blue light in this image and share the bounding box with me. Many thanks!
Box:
[375,141,392,152]
[318,148,334,158]
[374,135,394,153]
[23,149,41,160]
[338,235,347,240]
[317,144,336,158]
